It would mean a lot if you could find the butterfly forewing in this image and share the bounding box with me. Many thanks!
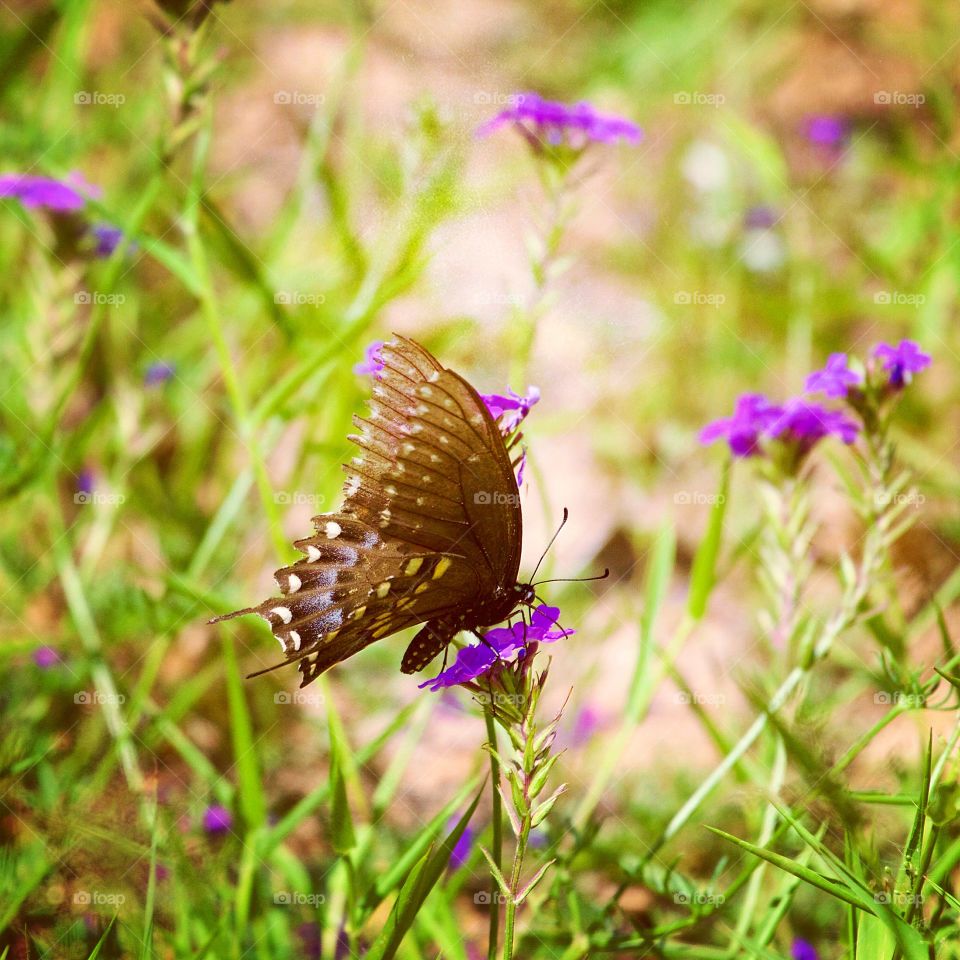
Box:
[214,336,523,686]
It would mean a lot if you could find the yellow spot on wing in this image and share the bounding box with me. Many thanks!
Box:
[433,557,452,579]
[414,583,430,594]
[404,557,423,575]
[376,582,391,598]
[349,605,366,620]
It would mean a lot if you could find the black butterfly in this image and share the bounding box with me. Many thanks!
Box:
[212,336,536,687]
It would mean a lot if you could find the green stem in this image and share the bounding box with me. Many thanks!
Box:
[503,808,531,960]
[485,708,503,960]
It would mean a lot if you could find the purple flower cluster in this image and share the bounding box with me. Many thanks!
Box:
[0,172,125,259]
[478,92,642,151]
[791,939,818,960]
[419,604,574,691]
[702,395,859,460]
[704,340,930,459]
[202,805,233,834]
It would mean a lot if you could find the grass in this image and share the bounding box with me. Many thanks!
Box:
[2,1,960,958]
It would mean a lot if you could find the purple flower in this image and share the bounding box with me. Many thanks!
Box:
[482,386,540,434]
[791,939,818,960]
[91,223,124,258]
[805,353,863,398]
[477,92,642,150]
[743,205,778,230]
[419,604,574,691]
[0,172,96,212]
[569,704,603,747]
[804,114,848,149]
[768,399,859,448]
[33,646,61,668]
[144,361,176,386]
[354,340,385,378]
[700,393,783,458]
[447,816,476,870]
[76,468,96,496]
[873,340,931,388]
[515,449,527,488]
[202,805,233,834]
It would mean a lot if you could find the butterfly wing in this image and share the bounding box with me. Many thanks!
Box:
[213,336,523,686]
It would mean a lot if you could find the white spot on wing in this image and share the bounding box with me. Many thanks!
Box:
[325,521,342,539]
[288,574,302,593]
[271,606,293,624]
[289,630,301,651]
[307,545,322,562]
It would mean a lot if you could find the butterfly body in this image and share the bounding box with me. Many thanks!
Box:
[213,337,530,687]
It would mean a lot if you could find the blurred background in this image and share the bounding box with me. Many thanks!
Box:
[1,0,958,957]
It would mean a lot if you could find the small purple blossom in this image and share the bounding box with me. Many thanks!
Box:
[0,172,97,212]
[354,340,385,378]
[76,468,96,496]
[482,386,540,434]
[791,939,818,960]
[743,205,778,230]
[768,399,859,447]
[699,393,783,458]
[804,114,848,149]
[33,646,61,668]
[805,353,863,398]
[873,340,931,388]
[202,805,233,834]
[419,604,574,691]
[569,704,603,747]
[515,449,527,488]
[477,92,642,150]
[91,223,124,258]
[447,816,476,870]
[144,361,176,386]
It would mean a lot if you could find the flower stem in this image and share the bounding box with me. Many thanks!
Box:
[485,708,503,960]
[503,807,531,960]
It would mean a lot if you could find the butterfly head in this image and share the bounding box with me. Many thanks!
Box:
[514,582,537,606]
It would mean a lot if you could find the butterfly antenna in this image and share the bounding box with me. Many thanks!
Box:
[529,507,569,582]
[533,568,610,587]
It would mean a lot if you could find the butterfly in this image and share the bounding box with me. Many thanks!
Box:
[211,336,537,687]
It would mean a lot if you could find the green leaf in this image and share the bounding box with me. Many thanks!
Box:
[687,462,729,620]
[363,776,480,912]
[328,699,357,856]
[366,785,484,960]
